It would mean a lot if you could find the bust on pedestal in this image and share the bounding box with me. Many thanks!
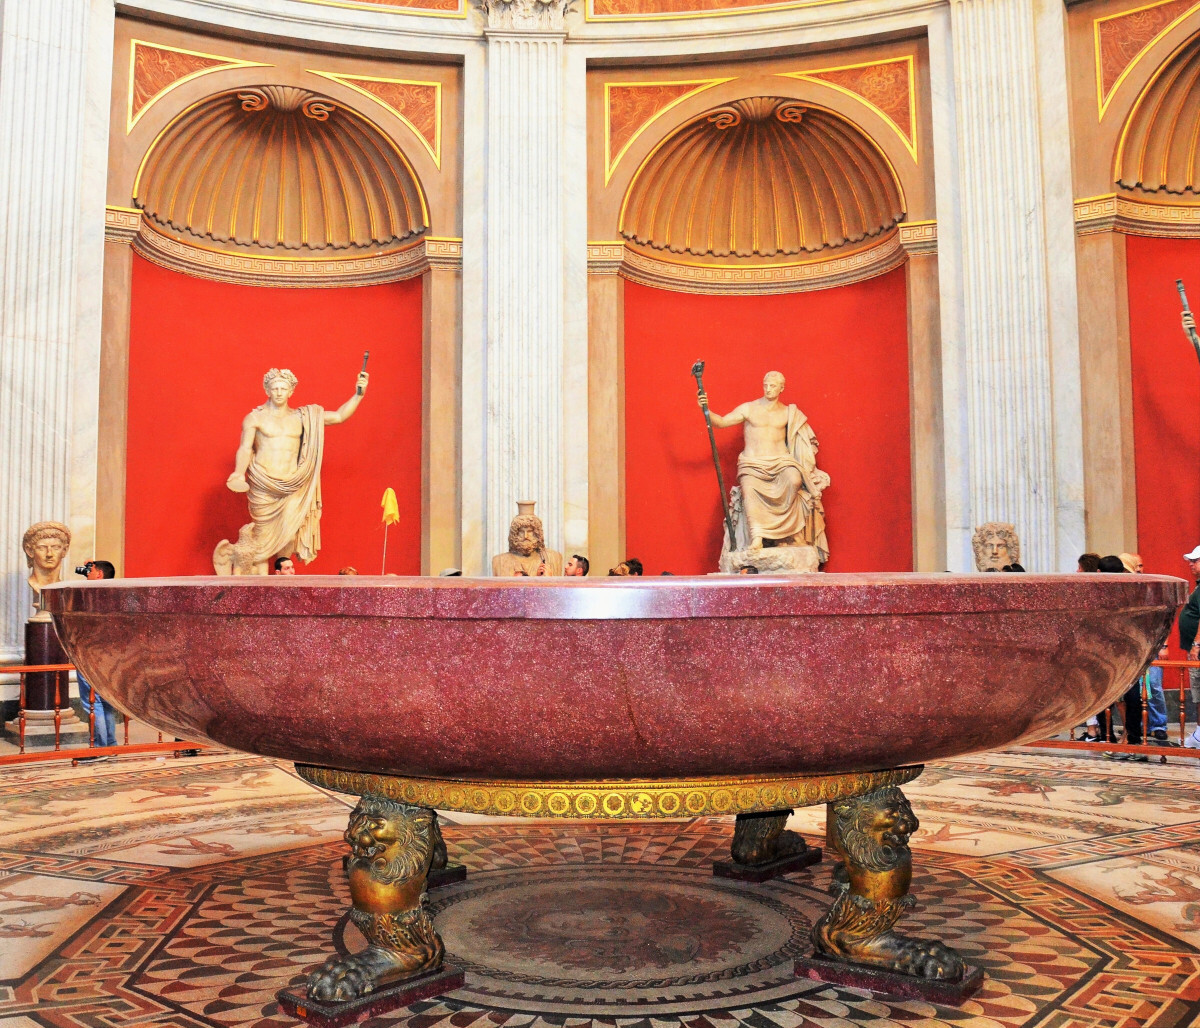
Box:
[5,521,88,745]
[491,502,563,577]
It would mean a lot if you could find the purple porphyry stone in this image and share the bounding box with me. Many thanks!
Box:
[43,573,1185,780]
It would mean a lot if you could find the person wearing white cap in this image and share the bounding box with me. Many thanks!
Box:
[1179,547,1200,749]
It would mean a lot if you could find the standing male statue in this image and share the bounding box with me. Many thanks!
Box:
[214,366,368,575]
[699,371,830,573]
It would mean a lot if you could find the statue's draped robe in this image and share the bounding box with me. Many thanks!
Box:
[491,550,564,577]
[247,405,325,563]
[736,404,830,562]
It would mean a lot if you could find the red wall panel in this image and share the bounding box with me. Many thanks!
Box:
[622,268,912,575]
[1128,235,1200,605]
[125,256,423,577]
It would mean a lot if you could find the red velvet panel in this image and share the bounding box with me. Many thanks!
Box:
[125,256,423,577]
[1127,235,1200,627]
[622,268,912,575]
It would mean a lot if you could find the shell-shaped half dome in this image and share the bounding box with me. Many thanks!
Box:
[1117,35,1200,195]
[620,97,905,258]
[135,86,428,252]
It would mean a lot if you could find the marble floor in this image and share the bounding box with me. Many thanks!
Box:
[0,750,1197,1028]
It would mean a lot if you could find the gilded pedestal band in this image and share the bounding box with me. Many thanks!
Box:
[295,766,924,818]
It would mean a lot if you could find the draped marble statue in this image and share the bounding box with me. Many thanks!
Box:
[699,371,830,574]
[215,367,368,575]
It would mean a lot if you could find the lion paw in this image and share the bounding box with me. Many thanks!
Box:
[890,936,965,981]
[305,946,418,1002]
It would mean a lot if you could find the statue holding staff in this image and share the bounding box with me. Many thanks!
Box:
[214,361,369,575]
[697,370,830,572]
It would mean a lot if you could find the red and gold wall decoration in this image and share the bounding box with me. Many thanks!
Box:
[125,257,425,577]
[622,268,912,575]
[1095,0,1199,117]
[311,72,442,166]
[588,0,848,21]
[605,79,730,183]
[293,0,463,16]
[127,40,268,131]
[778,56,917,160]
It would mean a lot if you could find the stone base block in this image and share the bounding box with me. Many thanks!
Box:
[719,545,820,574]
[428,863,467,889]
[794,954,984,1005]
[713,846,822,882]
[276,964,465,1028]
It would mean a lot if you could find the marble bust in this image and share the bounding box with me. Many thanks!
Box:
[972,522,1019,571]
[491,501,563,577]
[23,520,71,621]
[699,371,830,574]
[214,366,368,575]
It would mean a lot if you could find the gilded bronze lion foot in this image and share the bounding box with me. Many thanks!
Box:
[305,796,446,1002]
[731,810,811,865]
[812,785,967,983]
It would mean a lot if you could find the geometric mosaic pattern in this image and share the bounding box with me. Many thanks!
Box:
[1,752,1199,1028]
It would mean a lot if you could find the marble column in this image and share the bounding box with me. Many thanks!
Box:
[0,0,111,663]
[943,0,1085,571]
[482,0,570,565]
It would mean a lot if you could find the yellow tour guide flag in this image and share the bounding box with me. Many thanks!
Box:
[381,488,400,525]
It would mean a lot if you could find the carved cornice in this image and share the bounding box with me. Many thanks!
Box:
[898,219,937,255]
[132,220,461,287]
[1075,193,1200,237]
[478,0,571,32]
[603,229,907,294]
[104,206,141,245]
[586,241,625,275]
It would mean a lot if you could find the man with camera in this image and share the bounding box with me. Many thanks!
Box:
[75,560,117,755]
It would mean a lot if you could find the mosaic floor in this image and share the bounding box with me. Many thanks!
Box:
[0,751,1198,1028]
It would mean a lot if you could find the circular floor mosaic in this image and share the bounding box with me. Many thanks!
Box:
[339,865,825,1015]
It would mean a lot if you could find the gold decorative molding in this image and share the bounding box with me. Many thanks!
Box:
[104,206,141,245]
[309,71,442,167]
[1094,0,1199,119]
[614,229,907,295]
[132,220,458,287]
[587,241,626,275]
[423,236,464,271]
[127,40,269,132]
[587,0,852,23]
[1075,192,1200,236]
[898,220,937,255]
[296,764,924,817]
[294,0,465,16]
[604,79,732,185]
[778,56,917,162]
[620,98,905,260]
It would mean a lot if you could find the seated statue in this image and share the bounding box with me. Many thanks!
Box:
[698,371,830,574]
[491,501,563,577]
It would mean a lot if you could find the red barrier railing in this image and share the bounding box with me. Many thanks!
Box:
[1021,659,1200,761]
[0,662,210,765]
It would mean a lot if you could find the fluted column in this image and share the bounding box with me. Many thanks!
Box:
[482,0,568,565]
[0,0,111,660]
[945,0,1084,570]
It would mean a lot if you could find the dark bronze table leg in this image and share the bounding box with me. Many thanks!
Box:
[714,809,822,881]
[279,796,464,1024]
[798,785,982,1002]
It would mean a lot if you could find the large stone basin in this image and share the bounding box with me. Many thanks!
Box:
[44,573,1184,779]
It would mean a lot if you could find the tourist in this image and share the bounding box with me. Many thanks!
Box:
[1097,555,1127,573]
[439,568,462,576]
[1077,553,1101,572]
[737,565,759,574]
[1119,552,1144,573]
[273,556,295,575]
[1179,547,1200,749]
[608,558,643,576]
[564,554,589,576]
[338,567,358,575]
[76,560,118,754]
[1001,563,1025,572]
